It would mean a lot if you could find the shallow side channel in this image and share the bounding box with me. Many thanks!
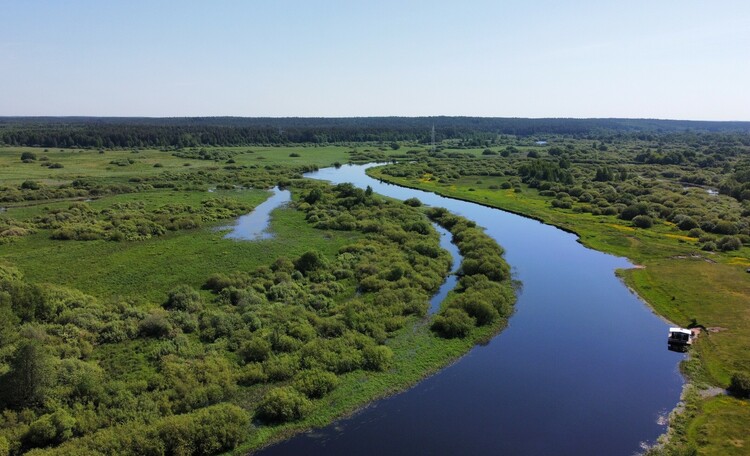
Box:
[224,187,290,241]
[257,164,685,456]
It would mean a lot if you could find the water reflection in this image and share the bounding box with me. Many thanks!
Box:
[224,187,290,241]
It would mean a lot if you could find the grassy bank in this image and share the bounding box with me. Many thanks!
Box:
[368,166,750,456]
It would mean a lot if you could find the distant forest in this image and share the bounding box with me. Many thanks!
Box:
[2,116,750,148]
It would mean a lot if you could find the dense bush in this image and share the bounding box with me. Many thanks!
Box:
[728,372,750,398]
[294,250,326,274]
[138,311,173,339]
[256,387,311,423]
[362,345,394,371]
[164,285,203,312]
[155,403,250,455]
[293,369,339,398]
[431,308,475,338]
[717,236,742,251]
[632,215,654,228]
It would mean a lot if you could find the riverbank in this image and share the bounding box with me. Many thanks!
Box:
[367,166,750,455]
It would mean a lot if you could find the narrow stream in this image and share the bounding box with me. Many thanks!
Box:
[257,164,685,456]
[429,223,461,314]
[224,187,290,240]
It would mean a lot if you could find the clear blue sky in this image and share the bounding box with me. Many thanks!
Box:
[2,0,749,120]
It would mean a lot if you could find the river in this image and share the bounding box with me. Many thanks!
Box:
[257,163,685,456]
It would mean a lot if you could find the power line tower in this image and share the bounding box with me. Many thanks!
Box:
[431,125,436,154]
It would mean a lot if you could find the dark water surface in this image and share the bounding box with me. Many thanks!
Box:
[224,187,290,240]
[258,164,685,456]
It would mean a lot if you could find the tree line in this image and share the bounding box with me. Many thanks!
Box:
[2,117,750,149]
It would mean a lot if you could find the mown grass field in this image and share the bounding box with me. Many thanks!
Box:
[368,166,750,456]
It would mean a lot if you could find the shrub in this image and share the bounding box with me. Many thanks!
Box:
[362,345,394,371]
[21,180,40,190]
[687,228,703,238]
[620,203,648,221]
[295,250,326,274]
[21,152,37,161]
[271,333,302,353]
[403,197,422,207]
[204,273,236,292]
[168,311,199,333]
[240,337,271,362]
[431,308,475,338]
[0,436,8,456]
[701,241,717,251]
[220,287,265,307]
[289,152,301,157]
[264,354,299,381]
[632,215,653,229]
[293,369,339,398]
[198,311,242,341]
[256,387,311,423]
[458,299,499,326]
[26,410,75,446]
[155,403,250,456]
[717,236,742,251]
[676,216,699,231]
[551,199,572,209]
[237,363,267,386]
[729,372,750,398]
[164,284,203,312]
[138,311,173,339]
[713,220,738,235]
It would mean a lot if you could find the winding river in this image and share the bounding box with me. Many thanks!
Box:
[258,164,685,455]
